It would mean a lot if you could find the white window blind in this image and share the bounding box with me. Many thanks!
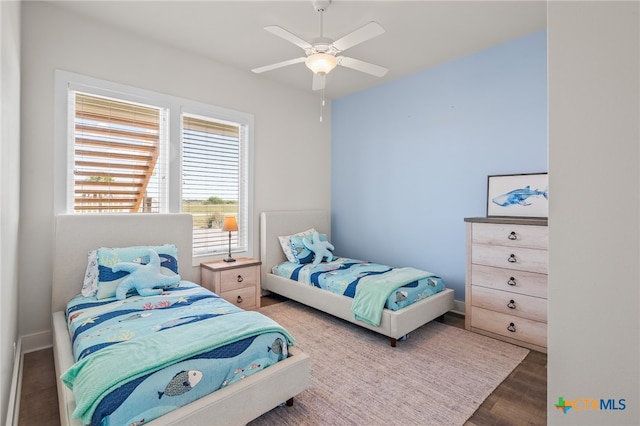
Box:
[72,92,166,213]
[182,113,248,256]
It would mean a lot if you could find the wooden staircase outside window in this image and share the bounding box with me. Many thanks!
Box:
[73,93,161,213]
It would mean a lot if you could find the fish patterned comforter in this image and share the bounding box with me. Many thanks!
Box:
[62,281,294,426]
[272,257,446,325]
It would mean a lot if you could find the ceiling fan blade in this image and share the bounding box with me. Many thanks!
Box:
[264,25,312,50]
[312,73,326,91]
[332,22,385,52]
[337,56,388,77]
[251,57,306,74]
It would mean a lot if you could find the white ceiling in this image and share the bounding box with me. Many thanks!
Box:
[50,1,547,99]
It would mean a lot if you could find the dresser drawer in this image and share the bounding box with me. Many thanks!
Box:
[472,244,547,274]
[472,223,548,249]
[221,286,256,309]
[471,306,547,348]
[471,264,547,298]
[220,265,259,292]
[471,285,547,322]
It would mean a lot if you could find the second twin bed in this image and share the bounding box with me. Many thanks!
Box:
[260,210,455,347]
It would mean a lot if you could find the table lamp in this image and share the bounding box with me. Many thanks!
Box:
[222,216,238,262]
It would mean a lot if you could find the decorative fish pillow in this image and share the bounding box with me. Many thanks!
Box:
[278,228,316,262]
[302,231,335,266]
[113,249,181,300]
[290,232,335,264]
[93,244,179,300]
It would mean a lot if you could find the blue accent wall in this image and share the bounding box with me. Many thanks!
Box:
[331,30,547,303]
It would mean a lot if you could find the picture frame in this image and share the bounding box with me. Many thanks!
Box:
[487,173,548,218]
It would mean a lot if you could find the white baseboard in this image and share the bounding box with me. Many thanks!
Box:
[5,338,22,426]
[5,330,53,426]
[451,299,465,316]
[20,330,52,354]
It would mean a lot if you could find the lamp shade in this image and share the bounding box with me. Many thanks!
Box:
[222,216,238,232]
[305,53,338,74]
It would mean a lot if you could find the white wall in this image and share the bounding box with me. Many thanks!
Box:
[19,2,331,340]
[548,1,639,424]
[0,0,21,423]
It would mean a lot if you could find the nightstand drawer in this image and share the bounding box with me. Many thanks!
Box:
[220,265,258,292]
[221,286,256,309]
[471,285,547,322]
[471,264,547,298]
[471,306,547,348]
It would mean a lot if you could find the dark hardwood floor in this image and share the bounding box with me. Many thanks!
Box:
[18,296,546,425]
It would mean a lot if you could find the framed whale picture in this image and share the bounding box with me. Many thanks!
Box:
[487,173,548,218]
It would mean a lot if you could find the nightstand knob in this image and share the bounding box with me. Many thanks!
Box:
[237,295,243,304]
[507,300,516,309]
[507,322,517,333]
[237,275,244,283]
[508,231,517,240]
[507,277,517,286]
[507,254,517,263]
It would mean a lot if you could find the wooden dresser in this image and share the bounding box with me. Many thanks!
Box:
[200,257,262,310]
[464,217,548,352]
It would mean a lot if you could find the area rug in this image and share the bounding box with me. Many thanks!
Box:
[249,301,529,426]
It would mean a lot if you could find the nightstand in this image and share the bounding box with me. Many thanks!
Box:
[200,257,262,310]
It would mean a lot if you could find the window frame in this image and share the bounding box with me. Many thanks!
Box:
[54,70,254,263]
[70,91,170,214]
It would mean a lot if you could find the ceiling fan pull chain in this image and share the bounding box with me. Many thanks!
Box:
[319,87,325,122]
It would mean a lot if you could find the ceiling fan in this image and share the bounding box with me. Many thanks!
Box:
[251,0,388,91]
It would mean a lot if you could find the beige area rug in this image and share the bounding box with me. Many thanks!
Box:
[249,301,529,426]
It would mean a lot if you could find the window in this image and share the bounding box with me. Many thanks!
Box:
[72,93,166,213]
[182,114,247,257]
[56,71,253,259]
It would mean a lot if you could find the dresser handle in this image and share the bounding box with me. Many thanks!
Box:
[507,254,517,263]
[508,231,517,240]
[507,300,516,309]
[507,322,517,332]
[507,277,517,286]
[237,275,244,283]
[237,295,243,304]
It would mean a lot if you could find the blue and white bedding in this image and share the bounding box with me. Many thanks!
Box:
[62,281,294,426]
[271,257,446,326]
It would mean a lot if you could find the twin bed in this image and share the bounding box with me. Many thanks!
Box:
[52,210,454,425]
[260,210,455,347]
[52,214,310,426]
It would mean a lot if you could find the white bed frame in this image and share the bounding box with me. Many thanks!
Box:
[260,210,455,347]
[52,213,310,426]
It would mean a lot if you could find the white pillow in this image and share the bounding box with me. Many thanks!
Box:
[278,228,316,263]
[82,249,99,297]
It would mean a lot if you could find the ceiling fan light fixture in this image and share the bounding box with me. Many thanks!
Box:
[305,53,337,74]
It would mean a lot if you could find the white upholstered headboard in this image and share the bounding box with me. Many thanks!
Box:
[52,214,193,313]
[259,210,330,284]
